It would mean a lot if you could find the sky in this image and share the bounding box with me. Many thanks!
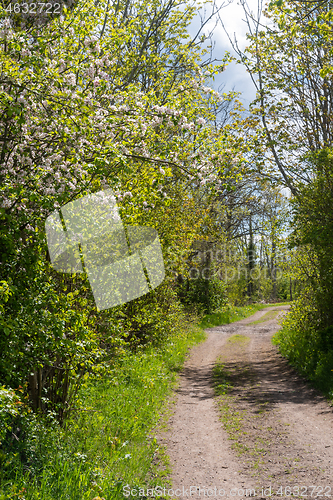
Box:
[191,0,263,108]
[196,0,293,201]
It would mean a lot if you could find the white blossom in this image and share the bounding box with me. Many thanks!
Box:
[21,48,31,57]
[66,73,76,86]
[59,59,66,72]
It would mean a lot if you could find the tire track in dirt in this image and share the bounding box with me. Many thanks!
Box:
[162,306,333,499]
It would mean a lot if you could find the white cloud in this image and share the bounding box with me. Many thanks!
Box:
[191,0,268,107]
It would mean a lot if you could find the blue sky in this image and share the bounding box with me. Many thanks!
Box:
[192,0,262,108]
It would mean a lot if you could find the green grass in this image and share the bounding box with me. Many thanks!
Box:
[212,360,251,456]
[0,301,290,500]
[0,325,205,500]
[199,302,290,329]
[227,334,250,345]
[213,361,234,396]
[248,309,280,325]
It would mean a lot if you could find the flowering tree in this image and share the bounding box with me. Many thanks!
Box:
[0,0,243,418]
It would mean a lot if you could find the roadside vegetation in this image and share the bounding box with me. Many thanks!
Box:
[1,0,333,497]
[1,303,272,500]
[200,302,289,329]
[273,300,333,400]
[0,320,205,500]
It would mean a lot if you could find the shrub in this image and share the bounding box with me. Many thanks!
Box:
[177,275,228,314]
[273,290,333,397]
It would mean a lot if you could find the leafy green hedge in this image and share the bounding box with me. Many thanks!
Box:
[273,292,333,399]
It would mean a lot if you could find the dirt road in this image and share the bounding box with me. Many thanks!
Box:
[162,306,333,499]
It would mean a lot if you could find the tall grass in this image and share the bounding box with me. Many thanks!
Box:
[0,325,205,500]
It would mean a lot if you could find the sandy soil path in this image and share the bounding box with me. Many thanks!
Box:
[161,306,333,499]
